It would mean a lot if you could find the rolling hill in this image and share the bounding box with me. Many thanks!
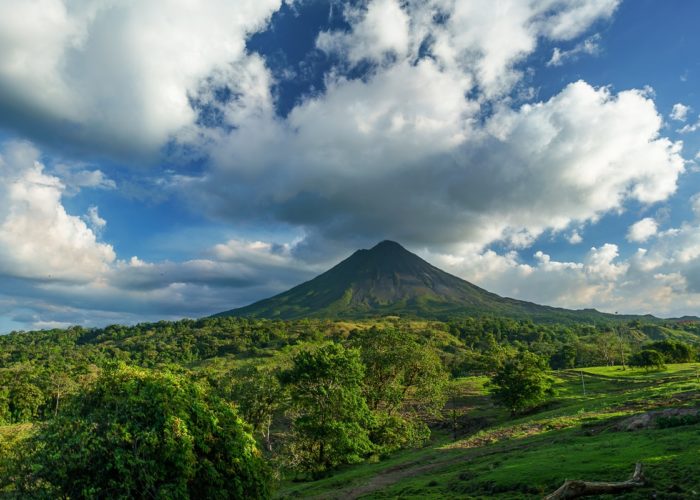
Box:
[216,240,652,323]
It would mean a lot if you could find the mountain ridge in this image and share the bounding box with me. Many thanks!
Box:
[215,240,680,323]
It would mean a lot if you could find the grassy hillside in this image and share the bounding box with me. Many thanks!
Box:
[279,364,700,499]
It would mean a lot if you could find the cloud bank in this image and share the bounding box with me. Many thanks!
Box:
[2,0,699,328]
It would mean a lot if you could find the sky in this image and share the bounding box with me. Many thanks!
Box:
[1,0,700,332]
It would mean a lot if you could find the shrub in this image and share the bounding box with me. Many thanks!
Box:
[629,349,666,371]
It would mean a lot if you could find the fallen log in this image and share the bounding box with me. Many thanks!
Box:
[544,463,644,499]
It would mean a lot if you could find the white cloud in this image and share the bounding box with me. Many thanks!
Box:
[0,140,323,328]
[547,34,601,67]
[316,0,619,98]
[83,206,106,232]
[428,238,699,317]
[0,141,115,282]
[670,103,690,122]
[537,0,620,40]
[428,213,700,318]
[627,217,658,243]
[192,78,683,253]
[53,164,116,194]
[568,231,583,244]
[585,243,628,280]
[677,115,700,134]
[0,0,283,157]
[317,0,410,65]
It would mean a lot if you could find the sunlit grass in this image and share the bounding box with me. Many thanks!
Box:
[276,362,700,499]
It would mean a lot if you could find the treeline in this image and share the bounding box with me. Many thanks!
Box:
[1,316,698,425]
[447,316,698,372]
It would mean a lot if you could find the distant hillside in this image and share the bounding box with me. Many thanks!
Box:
[216,240,665,323]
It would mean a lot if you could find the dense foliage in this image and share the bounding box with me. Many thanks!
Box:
[490,351,555,415]
[7,365,269,499]
[282,343,373,474]
[350,327,447,452]
[630,349,667,371]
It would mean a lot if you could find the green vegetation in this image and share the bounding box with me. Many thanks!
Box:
[490,351,555,415]
[282,343,373,474]
[630,349,666,371]
[279,364,700,499]
[0,315,698,498]
[5,365,269,499]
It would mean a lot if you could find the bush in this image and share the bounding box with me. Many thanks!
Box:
[12,365,270,499]
[629,349,666,371]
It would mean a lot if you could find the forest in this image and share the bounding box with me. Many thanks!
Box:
[1,315,699,498]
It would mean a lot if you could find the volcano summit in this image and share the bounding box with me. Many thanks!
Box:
[217,241,624,323]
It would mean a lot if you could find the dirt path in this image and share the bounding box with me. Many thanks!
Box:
[340,456,446,499]
[309,442,534,499]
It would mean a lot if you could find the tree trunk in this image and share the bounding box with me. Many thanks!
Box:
[265,422,272,452]
[544,463,644,500]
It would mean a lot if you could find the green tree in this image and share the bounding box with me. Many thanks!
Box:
[646,340,694,363]
[13,365,270,499]
[350,327,447,452]
[282,343,373,474]
[490,351,555,415]
[228,365,284,452]
[0,386,9,424]
[550,344,577,369]
[630,349,666,371]
[9,382,44,423]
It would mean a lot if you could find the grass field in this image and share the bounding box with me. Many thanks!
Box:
[277,363,700,499]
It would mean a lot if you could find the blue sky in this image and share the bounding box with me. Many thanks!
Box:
[1,0,700,332]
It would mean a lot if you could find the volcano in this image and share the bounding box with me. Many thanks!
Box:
[216,240,635,322]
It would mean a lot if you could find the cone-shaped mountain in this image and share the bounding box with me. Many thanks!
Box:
[216,240,635,322]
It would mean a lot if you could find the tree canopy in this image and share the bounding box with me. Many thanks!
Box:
[281,343,373,474]
[490,351,555,415]
[12,364,270,499]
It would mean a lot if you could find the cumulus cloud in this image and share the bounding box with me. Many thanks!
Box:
[317,0,619,98]
[0,140,322,329]
[83,206,106,232]
[677,115,700,134]
[0,0,283,158]
[317,0,410,65]
[0,141,116,282]
[568,231,583,244]
[427,237,700,317]
[189,79,683,254]
[627,217,658,243]
[670,103,690,122]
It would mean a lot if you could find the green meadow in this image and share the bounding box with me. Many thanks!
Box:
[279,363,700,499]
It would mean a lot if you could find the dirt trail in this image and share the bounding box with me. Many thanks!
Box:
[309,442,533,500]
